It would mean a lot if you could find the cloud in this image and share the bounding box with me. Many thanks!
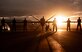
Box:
[0,0,82,16]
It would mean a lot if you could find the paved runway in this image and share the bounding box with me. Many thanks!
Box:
[48,31,82,52]
[1,31,82,52]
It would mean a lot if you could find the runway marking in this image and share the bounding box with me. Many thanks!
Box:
[47,36,65,52]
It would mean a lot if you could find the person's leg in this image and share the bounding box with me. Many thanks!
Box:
[56,25,57,31]
[77,25,78,30]
[67,25,68,31]
[80,25,81,31]
[53,25,54,31]
[3,25,5,32]
[69,25,71,31]
[15,25,16,32]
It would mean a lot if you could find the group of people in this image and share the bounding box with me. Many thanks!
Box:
[67,17,81,31]
[53,17,82,31]
[0,17,81,32]
[0,18,27,32]
[39,17,82,32]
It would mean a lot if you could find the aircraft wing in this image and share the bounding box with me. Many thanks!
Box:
[27,21,40,23]
[63,21,77,23]
[46,21,53,23]
[4,20,40,23]
[2,20,80,23]
[46,21,78,23]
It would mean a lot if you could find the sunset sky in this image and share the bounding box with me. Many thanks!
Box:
[1,0,82,30]
[0,0,82,18]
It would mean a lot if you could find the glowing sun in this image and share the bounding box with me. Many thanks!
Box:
[55,15,67,26]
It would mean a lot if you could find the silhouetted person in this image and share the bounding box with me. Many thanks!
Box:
[12,18,16,32]
[67,18,71,31]
[77,17,81,31]
[1,18,5,32]
[23,18,27,32]
[53,18,57,31]
[45,24,49,31]
[40,16,45,31]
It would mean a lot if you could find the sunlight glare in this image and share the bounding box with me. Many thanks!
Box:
[56,15,67,26]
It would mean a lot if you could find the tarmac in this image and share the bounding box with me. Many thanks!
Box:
[1,31,82,52]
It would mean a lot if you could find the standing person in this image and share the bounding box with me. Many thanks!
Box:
[77,17,81,31]
[53,18,57,31]
[67,18,71,31]
[40,16,45,32]
[1,18,5,32]
[12,18,16,32]
[23,18,27,32]
[45,24,49,32]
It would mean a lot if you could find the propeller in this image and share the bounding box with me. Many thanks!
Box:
[46,15,56,21]
[32,16,40,21]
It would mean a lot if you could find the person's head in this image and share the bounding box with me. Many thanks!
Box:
[68,18,70,20]
[24,18,26,20]
[2,18,4,20]
[43,16,44,19]
[54,18,56,20]
[79,17,80,19]
[14,18,15,20]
